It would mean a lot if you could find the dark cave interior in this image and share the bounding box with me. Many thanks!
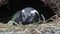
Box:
[0,0,55,23]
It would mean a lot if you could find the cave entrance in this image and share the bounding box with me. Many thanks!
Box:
[0,0,55,23]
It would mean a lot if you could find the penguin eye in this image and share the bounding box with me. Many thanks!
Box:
[22,12,25,16]
[30,13,33,16]
[22,10,25,16]
[30,13,34,16]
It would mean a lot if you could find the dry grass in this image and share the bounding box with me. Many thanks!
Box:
[0,15,60,34]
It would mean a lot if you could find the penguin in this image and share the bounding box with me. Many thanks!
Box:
[8,7,41,25]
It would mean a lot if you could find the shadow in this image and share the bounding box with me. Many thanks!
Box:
[0,0,55,23]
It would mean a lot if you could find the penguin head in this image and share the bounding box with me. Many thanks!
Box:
[21,7,40,23]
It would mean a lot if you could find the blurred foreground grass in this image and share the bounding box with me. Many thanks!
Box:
[0,16,60,34]
[0,19,60,34]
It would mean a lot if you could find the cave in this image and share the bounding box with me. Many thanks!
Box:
[0,0,55,23]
